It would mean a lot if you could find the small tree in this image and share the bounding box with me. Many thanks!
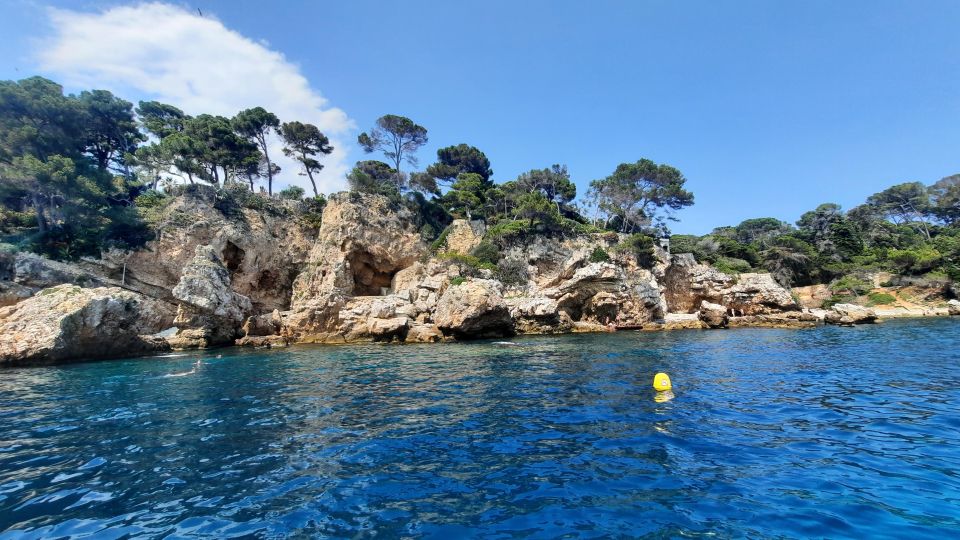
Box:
[346,160,400,200]
[357,114,428,175]
[279,121,333,196]
[425,143,492,184]
[232,107,280,195]
[277,185,305,200]
[587,158,694,232]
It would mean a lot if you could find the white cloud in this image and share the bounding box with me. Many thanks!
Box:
[37,2,354,194]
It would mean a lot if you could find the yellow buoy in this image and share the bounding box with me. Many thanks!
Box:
[653,372,672,392]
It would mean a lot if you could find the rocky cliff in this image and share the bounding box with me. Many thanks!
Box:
[0,189,858,366]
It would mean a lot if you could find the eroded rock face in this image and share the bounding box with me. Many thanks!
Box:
[698,300,729,329]
[948,299,960,316]
[662,254,733,312]
[721,273,798,315]
[287,192,426,340]
[0,284,175,366]
[434,279,513,338]
[444,219,486,254]
[507,297,569,334]
[173,245,252,324]
[112,188,314,312]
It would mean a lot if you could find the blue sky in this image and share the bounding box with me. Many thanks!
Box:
[1,0,959,234]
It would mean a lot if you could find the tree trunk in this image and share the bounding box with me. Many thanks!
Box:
[305,170,318,197]
[261,134,274,196]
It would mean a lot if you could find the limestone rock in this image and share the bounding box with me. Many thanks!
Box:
[288,192,425,339]
[825,303,878,325]
[236,335,289,348]
[434,279,513,338]
[173,245,252,323]
[948,299,960,316]
[0,284,175,366]
[698,300,729,329]
[110,187,315,312]
[406,323,444,343]
[443,219,486,254]
[662,312,706,330]
[721,273,798,315]
[662,254,733,312]
[507,296,569,334]
[242,309,283,337]
[0,281,33,307]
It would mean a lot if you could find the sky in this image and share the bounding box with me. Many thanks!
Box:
[1,0,959,234]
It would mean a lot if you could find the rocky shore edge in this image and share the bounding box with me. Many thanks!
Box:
[2,191,958,367]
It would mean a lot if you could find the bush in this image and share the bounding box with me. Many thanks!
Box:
[614,233,656,268]
[830,275,873,296]
[888,246,943,274]
[713,256,752,275]
[278,185,305,200]
[470,240,500,265]
[496,257,529,286]
[439,251,496,274]
[485,219,531,243]
[589,246,610,263]
[298,195,326,228]
[867,292,896,305]
[449,276,466,286]
[430,225,453,252]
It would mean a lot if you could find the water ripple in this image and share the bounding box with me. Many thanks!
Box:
[0,318,959,538]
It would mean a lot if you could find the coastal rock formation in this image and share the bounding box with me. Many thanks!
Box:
[110,187,315,312]
[444,219,486,254]
[173,245,252,323]
[662,254,733,312]
[434,279,514,338]
[721,273,798,315]
[0,284,174,366]
[949,299,960,316]
[287,192,426,341]
[825,303,878,325]
[698,301,729,329]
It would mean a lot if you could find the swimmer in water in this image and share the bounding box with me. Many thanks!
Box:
[164,359,202,378]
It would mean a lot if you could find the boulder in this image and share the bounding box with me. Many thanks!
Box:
[406,323,444,343]
[0,281,34,307]
[662,254,732,312]
[434,279,513,338]
[506,296,569,334]
[824,303,878,325]
[698,300,729,329]
[0,284,175,366]
[173,245,252,324]
[721,273,799,315]
[948,299,960,316]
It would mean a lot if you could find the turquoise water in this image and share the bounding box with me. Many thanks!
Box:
[1,319,959,538]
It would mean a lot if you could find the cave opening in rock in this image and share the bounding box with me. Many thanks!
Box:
[347,250,399,296]
[222,241,245,273]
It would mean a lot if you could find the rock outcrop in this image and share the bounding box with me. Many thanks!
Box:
[173,245,252,323]
[0,285,174,366]
[698,301,729,329]
[824,303,878,325]
[434,279,514,338]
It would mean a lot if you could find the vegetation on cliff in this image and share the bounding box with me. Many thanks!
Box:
[1,75,958,303]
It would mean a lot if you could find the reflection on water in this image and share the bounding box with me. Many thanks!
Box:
[1,318,960,538]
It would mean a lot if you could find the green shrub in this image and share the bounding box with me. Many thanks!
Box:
[134,190,168,209]
[829,275,873,296]
[298,195,326,228]
[496,257,529,286]
[485,220,530,242]
[470,240,500,265]
[888,246,943,274]
[439,252,496,273]
[822,294,856,309]
[278,185,305,200]
[589,246,610,263]
[614,233,656,268]
[430,225,453,252]
[713,256,752,275]
[449,276,466,286]
[867,292,896,305]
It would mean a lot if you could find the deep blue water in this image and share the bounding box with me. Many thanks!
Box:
[1,319,960,539]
